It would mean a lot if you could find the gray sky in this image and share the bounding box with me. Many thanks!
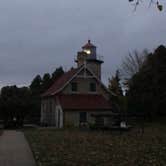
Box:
[0,0,166,88]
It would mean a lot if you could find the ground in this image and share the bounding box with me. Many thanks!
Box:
[0,130,36,166]
[25,122,166,166]
[0,130,3,136]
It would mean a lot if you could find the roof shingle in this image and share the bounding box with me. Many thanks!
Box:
[57,94,111,110]
[42,68,80,97]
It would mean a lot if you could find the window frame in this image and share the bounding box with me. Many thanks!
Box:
[89,82,96,92]
[71,82,78,92]
[79,112,87,123]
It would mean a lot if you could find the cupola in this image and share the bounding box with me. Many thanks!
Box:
[75,40,104,80]
[82,40,97,59]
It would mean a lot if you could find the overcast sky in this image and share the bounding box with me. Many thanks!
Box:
[0,0,166,88]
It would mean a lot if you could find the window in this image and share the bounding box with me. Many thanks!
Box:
[89,82,96,92]
[80,112,87,123]
[71,82,78,92]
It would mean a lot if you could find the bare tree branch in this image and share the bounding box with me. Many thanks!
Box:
[120,49,149,89]
[129,0,163,11]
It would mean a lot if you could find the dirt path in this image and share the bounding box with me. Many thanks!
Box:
[0,130,36,166]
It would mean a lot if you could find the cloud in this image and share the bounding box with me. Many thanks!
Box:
[0,0,166,87]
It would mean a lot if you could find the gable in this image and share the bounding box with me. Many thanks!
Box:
[42,65,110,98]
[62,75,110,99]
[41,67,82,97]
[77,68,93,77]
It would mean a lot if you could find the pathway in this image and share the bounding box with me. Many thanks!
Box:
[0,130,36,166]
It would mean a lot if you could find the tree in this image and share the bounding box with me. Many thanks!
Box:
[42,73,51,92]
[30,75,42,95]
[51,66,64,83]
[120,49,148,90]
[0,66,65,127]
[129,0,163,11]
[108,70,124,115]
[29,75,42,123]
[127,45,166,118]
[0,86,31,127]
[108,70,123,96]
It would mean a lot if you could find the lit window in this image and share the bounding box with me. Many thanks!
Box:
[89,82,96,92]
[71,82,78,92]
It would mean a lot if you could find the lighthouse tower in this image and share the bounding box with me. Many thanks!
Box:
[75,40,103,80]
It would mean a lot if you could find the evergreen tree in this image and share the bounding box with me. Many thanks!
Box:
[108,70,124,114]
[0,86,31,127]
[128,45,166,118]
[108,70,123,96]
[51,67,64,83]
[30,75,42,95]
[29,75,42,123]
[42,73,51,92]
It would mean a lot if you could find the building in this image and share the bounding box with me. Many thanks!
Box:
[41,40,114,128]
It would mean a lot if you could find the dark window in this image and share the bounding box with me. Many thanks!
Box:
[71,82,78,92]
[80,112,87,123]
[89,82,96,92]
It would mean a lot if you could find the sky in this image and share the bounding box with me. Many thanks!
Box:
[0,0,166,88]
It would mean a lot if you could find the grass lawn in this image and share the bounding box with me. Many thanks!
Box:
[25,123,166,166]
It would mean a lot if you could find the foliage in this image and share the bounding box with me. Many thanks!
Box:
[0,86,31,127]
[108,70,123,96]
[42,73,51,92]
[25,124,166,166]
[0,66,64,127]
[51,66,64,83]
[127,45,166,118]
[30,75,42,96]
[108,70,125,115]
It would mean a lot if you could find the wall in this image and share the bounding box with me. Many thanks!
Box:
[86,62,101,79]
[64,110,113,127]
[41,98,56,126]
[64,111,80,127]
[62,76,109,99]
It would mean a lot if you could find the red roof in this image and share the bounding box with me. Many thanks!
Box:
[57,94,111,110]
[82,40,96,49]
[42,68,80,97]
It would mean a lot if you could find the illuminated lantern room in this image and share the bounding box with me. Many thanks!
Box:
[75,40,104,80]
[82,40,97,59]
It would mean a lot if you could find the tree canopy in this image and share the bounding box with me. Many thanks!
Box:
[127,45,166,118]
[0,66,64,127]
[0,86,31,127]
[108,70,123,96]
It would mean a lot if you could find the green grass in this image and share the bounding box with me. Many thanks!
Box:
[25,124,166,166]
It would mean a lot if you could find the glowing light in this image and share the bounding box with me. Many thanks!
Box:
[84,49,91,54]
